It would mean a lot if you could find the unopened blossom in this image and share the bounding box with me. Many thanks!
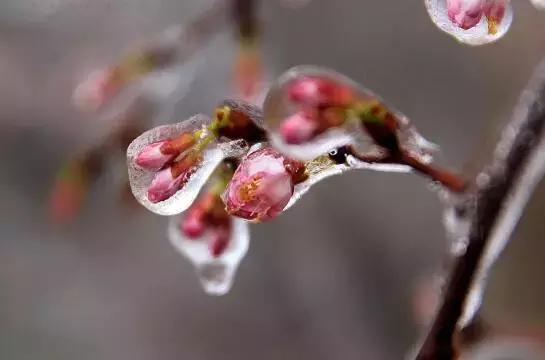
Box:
[180,191,232,257]
[181,206,207,238]
[483,0,507,34]
[147,153,200,203]
[425,0,513,45]
[208,226,230,257]
[223,147,306,221]
[127,108,255,215]
[287,75,355,108]
[279,110,320,144]
[263,66,365,159]
[446,0,484,30]
[135,133,195,171]
[169,210,250,296]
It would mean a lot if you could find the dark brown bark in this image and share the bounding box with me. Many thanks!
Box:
[415,59,545,360]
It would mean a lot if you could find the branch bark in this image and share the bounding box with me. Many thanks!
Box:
[415,58,545,360]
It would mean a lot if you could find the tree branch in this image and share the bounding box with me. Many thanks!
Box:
[415,58,545,360]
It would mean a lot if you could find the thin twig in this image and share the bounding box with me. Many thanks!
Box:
[415,59,545,359]
[342,145,467,193]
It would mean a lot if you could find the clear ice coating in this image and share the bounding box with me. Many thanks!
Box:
[283,141,434,212]
[284,155,348,211]
[263,65,437,162]
[127,115,249,216]
[168,215,250,296]
[263,65,373,161]
[425,0,513,46]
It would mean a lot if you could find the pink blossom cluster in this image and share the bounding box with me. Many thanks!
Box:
[127,66,462,293]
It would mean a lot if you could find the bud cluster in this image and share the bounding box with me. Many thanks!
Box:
[127,65,467,294]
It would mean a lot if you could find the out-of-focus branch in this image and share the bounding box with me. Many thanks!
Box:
[231,0,260,40]
[415,59,545,359]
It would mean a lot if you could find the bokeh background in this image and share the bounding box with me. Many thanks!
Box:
[1,1,545,359]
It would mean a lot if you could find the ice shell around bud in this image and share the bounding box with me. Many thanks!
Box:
[264,66,376,160]
[168,216,250,296]
[127,115,249,216]
[425,0,513,45]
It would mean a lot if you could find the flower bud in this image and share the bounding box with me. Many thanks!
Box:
[279,111,319,145]
[147,167,184,203]
[209,227,231,258]
[447,0,484,30]
[135,141,174,171]
[181,207,207,238]
[135,133,195,171]
[147,153,199,203]
[484,0,507,34]
[223,147,297,221]
[287,75,354,108]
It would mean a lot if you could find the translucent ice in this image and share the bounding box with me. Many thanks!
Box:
[284,154,348,210]
[263,66,373,160]
[168,215,250,296]
[263,65,437,162]
[425,0,513,46]
[127,115,248,216]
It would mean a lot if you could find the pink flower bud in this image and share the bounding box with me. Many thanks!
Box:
[209,227,230,258]
[136,133,196,171]
[135,141,175,171]
[484,0,507,34]
[223,147,295,221]
[181,208,206,238]
[147,167,184,203]
[447,0,484,30]
[287,76,354,108]
[279,111,319,145]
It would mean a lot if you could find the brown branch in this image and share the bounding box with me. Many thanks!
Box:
[231,0,260,40]
[415,59,545,360]
[341,145,467,193]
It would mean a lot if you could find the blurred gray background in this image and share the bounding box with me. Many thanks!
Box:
[1,1,545,359]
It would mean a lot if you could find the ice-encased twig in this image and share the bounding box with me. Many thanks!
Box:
[416,58,545,360]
